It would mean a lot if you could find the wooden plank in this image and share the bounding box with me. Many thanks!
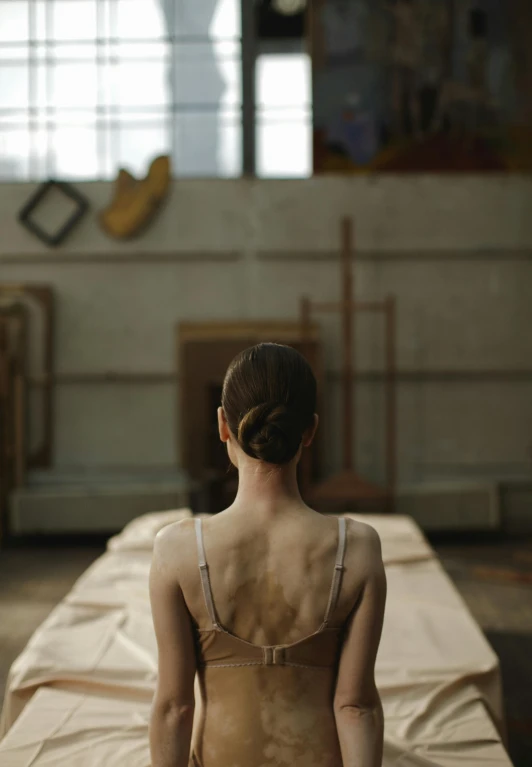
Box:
[341,217,354,472]
[176,321,323,490]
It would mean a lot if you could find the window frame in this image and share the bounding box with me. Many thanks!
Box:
[0,0,312,180]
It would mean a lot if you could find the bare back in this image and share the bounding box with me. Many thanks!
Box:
[152,507,386,767]
[176,509,379,647]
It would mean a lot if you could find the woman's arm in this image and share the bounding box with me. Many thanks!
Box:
[149,522,197,767]
[334,694,384,767]
[333,523,387,767]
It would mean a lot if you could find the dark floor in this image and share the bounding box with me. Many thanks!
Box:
[0,533,531,767]
[432,535,532,767]
[0,540,106,712]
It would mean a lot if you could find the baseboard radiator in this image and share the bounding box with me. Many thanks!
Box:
[397,482,501,531]
[9,470,192,535]
[9,476,531,535]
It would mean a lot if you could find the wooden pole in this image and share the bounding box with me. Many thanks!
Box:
[41,288,54,467]
[341,217,354,472]
[300,295,312,343]
[0,322,8,545]
[385,296,397,510]
[13,375,25,489]
[13,314,26,489]
[299,295,313,494]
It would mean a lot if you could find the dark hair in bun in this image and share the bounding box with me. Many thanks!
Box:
[221,343,317,465]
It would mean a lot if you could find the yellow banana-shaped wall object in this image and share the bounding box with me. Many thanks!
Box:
[99,155,171,240]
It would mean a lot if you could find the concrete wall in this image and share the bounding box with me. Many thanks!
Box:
[1,176,532,488]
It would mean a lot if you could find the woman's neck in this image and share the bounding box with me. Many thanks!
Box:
[230,456,304,518]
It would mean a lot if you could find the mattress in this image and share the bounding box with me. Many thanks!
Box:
[0,510,513,767]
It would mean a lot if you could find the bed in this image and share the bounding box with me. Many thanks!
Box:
[0,510,513,767]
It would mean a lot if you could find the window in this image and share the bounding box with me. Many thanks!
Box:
[0,0,311,180]
[0,0,242,180]
[256,51,312,178]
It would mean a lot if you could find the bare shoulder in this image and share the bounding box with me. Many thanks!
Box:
[154,516,193,544]
[344,517,382,548]
[343,518,384,573]
[152,517,196,571]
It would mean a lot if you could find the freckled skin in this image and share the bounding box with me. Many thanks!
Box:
[170,511,378,767]
[151,407,385,767]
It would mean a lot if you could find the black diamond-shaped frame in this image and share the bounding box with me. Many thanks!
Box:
[18,180,90,247]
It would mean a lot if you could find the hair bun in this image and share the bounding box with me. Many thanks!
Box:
[237,402,302,465]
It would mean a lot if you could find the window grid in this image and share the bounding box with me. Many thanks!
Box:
[0,0,313,179]
[0,0,243,180]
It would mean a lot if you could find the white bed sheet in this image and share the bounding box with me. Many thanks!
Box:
[0,510,513,766]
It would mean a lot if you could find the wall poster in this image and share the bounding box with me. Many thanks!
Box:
[311,0,532,172]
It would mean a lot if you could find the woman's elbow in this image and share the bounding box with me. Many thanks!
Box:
[151,698,195,725]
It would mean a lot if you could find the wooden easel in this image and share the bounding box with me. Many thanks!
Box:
[177,320,322,514]
[0,285,54,468]
[0,304,27,543]
[300,217,397,513]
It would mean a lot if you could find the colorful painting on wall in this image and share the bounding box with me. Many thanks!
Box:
[311,0,532,172]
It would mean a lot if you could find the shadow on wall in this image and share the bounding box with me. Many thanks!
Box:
[158,0,226,175]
